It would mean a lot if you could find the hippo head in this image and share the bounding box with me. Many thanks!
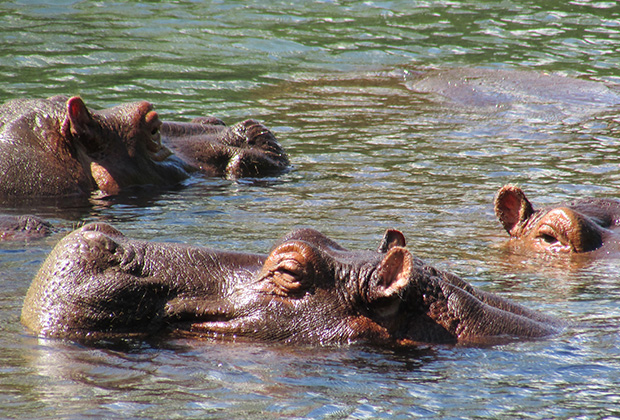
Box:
[186,228,415,345]
[187,228,555,345]
[0,215,52,241]
[160,118,289,179]
[61,96,189,196]
[22,224,556,345]
[494,185,620,253]
[221,119,289,178]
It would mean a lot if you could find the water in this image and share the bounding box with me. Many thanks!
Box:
[2,1,620,418]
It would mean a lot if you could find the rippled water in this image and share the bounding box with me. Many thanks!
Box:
[2,1,620,418]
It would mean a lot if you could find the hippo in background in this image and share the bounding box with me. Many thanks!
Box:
[405,68,620,122]
[22,223,559,347]
[0,95,289,199]
[494,185,620,254]
[161,116,289,179]
[0,215,53,241]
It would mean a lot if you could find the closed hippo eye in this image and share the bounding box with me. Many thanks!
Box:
[258,241,319,296]
[272,258,305,292]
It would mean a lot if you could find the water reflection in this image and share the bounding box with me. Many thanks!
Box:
[6,62,620,416]
[21,334,440,419]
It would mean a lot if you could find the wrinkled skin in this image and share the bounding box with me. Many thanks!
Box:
[494,185,620,254]
[0,95,190,198]
[22,223,558,346]
[161,116,289,178]
[0,215,52,240]
[0,96,289,198]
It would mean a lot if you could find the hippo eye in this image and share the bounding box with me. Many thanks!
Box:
[269,258,307,295]
[151,126,159,136]
[277,267,299,282]
[539,233,558,245]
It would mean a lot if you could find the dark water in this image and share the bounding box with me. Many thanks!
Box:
[2,1,620,418]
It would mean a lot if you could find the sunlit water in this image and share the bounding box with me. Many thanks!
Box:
[2,1,620,418]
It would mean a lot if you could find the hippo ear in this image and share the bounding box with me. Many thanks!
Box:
[377,229,406,253]
[259,241,318,296]
[494,185,535,236]
[373,247,413,300]
[66,97,94,135]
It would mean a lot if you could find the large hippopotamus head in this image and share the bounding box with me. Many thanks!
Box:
[22,223,557,346]
[494,185,620,254]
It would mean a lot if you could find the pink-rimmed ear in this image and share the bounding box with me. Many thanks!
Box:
[66,97,93,137]
[63,96,103,153]
[494,185,535,236]
[373,246,413,299]
[377,229,406,253]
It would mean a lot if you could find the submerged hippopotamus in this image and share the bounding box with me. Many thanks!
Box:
[0,215,52,241]
[22,223,558,346]
[494,185,620,254]
[0,95,288,198]
[161,116,289,178]
[405,68,620,121]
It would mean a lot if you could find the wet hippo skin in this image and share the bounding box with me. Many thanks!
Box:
[0,95,289,199]
[161,116,289,179]
[0,215,52,241]
[495,185,620,254]
[22,223,559,346]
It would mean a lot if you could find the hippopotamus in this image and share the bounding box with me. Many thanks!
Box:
[405,68,620,121]
[161,116,289,178]
[494,185,620,254]
[0,215,52,240]
[0,95,288,198]
[21,223,558,346]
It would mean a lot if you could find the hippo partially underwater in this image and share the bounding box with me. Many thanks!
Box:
[22,223,559,346]
[495,185,620,254]
[0,95,288,199]
[0,215,52,241]
[161,116,289,179]
[405,67,620,121]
